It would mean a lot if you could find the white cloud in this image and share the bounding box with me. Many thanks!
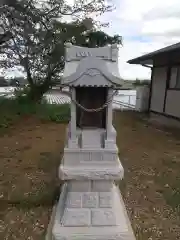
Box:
[144,1,180,20]
[118,40,163,80]
[97,0,180,79]
[142,18,180,36]
[4,0,180,80]
[119,0,159,21]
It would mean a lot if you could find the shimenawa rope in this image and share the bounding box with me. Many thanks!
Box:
[63,90,118,113]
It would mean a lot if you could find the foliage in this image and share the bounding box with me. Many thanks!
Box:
[0,96,70,131]
[13,84,31,98]
[0,76,9,86]
[9,77,28,87]
[0,31,12,45]
[0,0,122,101]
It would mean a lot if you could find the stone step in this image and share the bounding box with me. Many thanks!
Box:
[81,130,102,149]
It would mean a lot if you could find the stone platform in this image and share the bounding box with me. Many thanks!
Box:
[47,182,135,240]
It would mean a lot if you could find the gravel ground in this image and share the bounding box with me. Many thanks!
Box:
[0,112,180,240]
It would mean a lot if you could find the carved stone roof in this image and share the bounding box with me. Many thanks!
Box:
[62,44,122,87]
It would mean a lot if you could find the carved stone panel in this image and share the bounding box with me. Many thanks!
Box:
[82,192,99,208]
[62,209,91,226]
[91,209,116,226]
[66,192,81,208]
[99,192,112,208]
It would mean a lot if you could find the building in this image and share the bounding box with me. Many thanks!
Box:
[128,42,180,125]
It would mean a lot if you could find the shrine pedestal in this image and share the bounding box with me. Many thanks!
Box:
[47,129,135,240]
[47,182,135,240]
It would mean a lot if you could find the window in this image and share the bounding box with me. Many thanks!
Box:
[169,66,180,89]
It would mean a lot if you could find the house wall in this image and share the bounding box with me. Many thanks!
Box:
[150,66,180,119]
[165,90,180,118]
[150,67,167,112]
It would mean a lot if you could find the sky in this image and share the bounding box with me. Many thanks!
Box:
[95,0,180,80]
[4,0,180,80]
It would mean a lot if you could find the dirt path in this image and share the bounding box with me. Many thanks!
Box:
[114,111,180,240]
[1,112,180,239]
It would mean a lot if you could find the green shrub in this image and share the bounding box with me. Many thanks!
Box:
[36,102,70,123]
[0,97,70,131]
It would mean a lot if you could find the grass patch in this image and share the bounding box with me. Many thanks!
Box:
[162,189,180,214]
[0,97,70,132]
[156,171,180,215]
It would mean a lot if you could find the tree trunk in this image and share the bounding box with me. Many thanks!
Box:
[28,84,50,102]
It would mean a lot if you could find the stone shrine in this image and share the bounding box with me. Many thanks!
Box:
[47,43,135,240]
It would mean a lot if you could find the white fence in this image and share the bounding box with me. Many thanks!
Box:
[0,87,137,110]
[113,93,136,110]
[45,93,71,105]
[44,91,136,110]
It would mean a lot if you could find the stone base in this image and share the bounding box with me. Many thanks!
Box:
[59,162,124,180]
[49,183,135,240]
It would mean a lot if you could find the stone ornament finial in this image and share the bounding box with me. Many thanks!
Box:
[65,42,73,48]
[0,26,3,34]
[111,44,118,49]
[65,42,73,61]
[111,44,118,62]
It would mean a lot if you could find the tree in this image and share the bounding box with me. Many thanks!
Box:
[0,0,122,101]
[9,77,28,87]
[0,76,9,86]
[132,78,150,86]
[0,31,12,45]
